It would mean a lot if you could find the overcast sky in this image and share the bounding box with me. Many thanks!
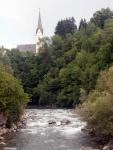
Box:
[0,0,113,49]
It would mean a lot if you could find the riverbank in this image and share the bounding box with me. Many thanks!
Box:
[0,112,27,146]
[81,126,113,150]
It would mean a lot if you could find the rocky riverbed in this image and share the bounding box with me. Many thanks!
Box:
[0,109,103,150]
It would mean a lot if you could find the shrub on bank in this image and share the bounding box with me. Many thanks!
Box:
[0,67,29,127]
[78,66,113,139]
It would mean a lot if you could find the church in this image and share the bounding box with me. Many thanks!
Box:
[17,9,44,53]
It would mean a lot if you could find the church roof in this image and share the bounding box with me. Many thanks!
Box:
[36,9,43,34]
[17,44,36,53]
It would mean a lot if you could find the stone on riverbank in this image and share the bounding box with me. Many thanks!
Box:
[102,144,113,150]
[81,126,94,133]
[0,142,6,146]
[0,136,4,140]
[12,123,17,130]
[17,121,23,127]
[0,113,28,137]
[0,113,7,126]
[102,145,110,150]
[0,128,8,135]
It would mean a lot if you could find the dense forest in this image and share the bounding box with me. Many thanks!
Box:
[1,7,113,138]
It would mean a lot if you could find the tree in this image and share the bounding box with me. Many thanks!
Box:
[79,66,113,138]
[0,48,13,74]
[79,19,87,30]
[104,19,113,28]
[0,67,29,127]
[85,22,96,36]
[91,8,113,28]
[54,17,77,37]
[79,88,87,104]
[7,49,25,77]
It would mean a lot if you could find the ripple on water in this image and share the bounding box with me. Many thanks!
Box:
[21,128,38,134]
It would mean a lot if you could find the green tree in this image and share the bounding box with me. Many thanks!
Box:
[85,22,96,36]
[79,66,113,138]
[104,19,113,28]
[0,48,13,74]
[91,8,113,28]
[79,19,87,30]
[55,17,77,37]
[0,67,29,127]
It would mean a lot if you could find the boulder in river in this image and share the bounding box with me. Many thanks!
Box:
[60,119,71,125]
[102,145,110,150]
[48,120,56,124]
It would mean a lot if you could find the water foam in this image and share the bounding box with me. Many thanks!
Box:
[44,139,54,143]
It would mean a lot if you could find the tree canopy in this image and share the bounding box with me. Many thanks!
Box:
[54,17,77,37]
[90,8,113,28]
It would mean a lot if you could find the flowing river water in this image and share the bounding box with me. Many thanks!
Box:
[1,109,101,150]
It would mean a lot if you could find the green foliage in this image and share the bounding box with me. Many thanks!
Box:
[85,22,96,36]
[55,17,77,37]
[0,48,13,74]
[79,66,113,138]
[0,66,29,127]
[91,8,113,28]
[79,19,87,30]
[79,88,87,104]
[104,19,113,29]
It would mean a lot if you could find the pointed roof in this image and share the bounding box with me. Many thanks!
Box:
[36,9,43,34]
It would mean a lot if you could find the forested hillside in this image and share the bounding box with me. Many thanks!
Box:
[7,8,113,109]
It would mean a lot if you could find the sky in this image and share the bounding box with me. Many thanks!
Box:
[0,0,113,49]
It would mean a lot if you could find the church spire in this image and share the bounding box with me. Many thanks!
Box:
[36,8,44,53]
[36,8,43,34]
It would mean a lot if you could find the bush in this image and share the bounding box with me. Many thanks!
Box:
[0,67,29,127]
[79,66,113,138]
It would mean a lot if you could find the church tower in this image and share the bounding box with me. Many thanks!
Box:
[36,9,44,53]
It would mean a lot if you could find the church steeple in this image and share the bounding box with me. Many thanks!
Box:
[36,9,43,34]
[36,9,44,53]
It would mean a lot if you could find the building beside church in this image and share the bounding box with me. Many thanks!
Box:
[17,9,44,53]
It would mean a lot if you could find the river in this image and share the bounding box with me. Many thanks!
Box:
[1,109,100,150]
